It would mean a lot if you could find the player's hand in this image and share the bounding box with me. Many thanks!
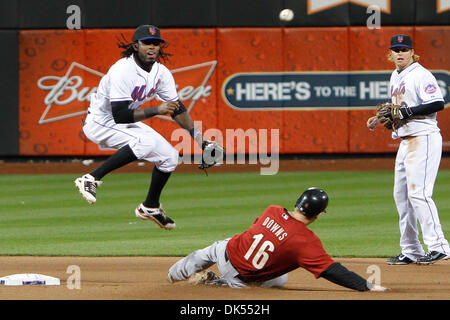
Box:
[158,101,179,115]
[370,284,389,292]
[366,116,380,131]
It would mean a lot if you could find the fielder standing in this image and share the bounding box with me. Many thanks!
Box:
[367,34,450,264]
[75,25,221,230]
[168,188,387,292]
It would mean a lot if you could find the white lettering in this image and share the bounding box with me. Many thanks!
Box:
[294,82,311,100]
[66,265,81,289]
[278,232,288,241]
[269,223,280,233]
[359,81,390,100]
[332,86,357,97]
[314,86,331,97]
[366,5,381,30]
[278,82,292,100]
[38,75,211,106]
[236,82,250,101]
[66,5,81,30]
[180,304,214,317]
[260,218,288,240]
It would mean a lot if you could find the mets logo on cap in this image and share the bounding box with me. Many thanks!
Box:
[397,35,404,42]
[149,27,156,35]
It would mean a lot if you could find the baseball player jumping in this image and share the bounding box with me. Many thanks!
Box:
[75,25,221,230]
[367,34,450,264]
[168,188,388,292]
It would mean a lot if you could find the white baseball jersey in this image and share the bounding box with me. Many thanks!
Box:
[83,56,179,172]
[88,56,178,118]
[390,62,444,138]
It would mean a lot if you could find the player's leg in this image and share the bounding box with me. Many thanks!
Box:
[143,166,171,208]
[260,274,288,288]
[129,122,179,229]
[408,134,450,263]
[90,145,137,180]
[75,118,140,204]
[168,239,246,288]
[389,139,424,264]
[168,240,221,282]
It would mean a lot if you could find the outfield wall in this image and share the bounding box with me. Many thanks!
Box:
[1,0,449,156]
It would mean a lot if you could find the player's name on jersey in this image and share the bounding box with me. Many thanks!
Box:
[222,70,449,110]
[261,217,288,241]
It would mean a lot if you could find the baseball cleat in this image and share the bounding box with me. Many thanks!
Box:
[74,174,102,204]
[387,253,416,265]
[415,251,450,265]
[135,203,176,230]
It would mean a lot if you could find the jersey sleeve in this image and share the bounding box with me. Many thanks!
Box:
[108,63,134,102]
[295,234,335,278]
[155,66,179,102]
[416,70,444,105]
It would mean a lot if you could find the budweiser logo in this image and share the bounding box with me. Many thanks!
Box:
[308,0,391,14]
[37,61,217,124]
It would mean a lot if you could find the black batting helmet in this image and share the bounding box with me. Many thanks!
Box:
[295,187,329,218]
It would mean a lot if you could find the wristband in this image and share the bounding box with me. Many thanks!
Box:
[189,127,200,138]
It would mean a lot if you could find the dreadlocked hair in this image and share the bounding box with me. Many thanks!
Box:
[116,33,173,64]
[116,33,135,57]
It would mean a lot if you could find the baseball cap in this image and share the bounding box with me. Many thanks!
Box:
[389,34,413,49]
[132,25,165,43]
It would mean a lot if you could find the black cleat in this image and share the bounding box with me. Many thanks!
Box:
[135,203,176,230]
[416,251,450,265]
[387,253,416,265]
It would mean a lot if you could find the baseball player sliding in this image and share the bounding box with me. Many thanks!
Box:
[168,188,388,292]
[75,25,222,230]
[367,34,450,265]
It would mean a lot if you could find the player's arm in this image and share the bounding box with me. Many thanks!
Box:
[156,69,204,146]
[397,101,444,120]
[320,262,387,292]
[398,73,446,120]
[171,101,203,146]
[111,100,178,123]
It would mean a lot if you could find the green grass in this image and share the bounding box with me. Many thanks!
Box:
[0,170,449,257]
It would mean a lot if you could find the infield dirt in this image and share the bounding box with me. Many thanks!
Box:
[1,158,449,301]
[0,256,449,300]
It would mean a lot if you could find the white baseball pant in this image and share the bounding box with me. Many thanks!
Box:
[394,132,450,258]
[83,113,179,173]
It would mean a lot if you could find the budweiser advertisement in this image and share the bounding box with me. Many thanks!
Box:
[19,27,450,156]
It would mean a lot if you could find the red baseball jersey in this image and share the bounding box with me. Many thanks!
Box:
[226,205,335,282]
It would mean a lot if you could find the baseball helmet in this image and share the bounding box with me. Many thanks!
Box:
[295,187,329,218]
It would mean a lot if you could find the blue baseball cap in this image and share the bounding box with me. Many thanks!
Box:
[390,34,413,49]
[133,25,165,43]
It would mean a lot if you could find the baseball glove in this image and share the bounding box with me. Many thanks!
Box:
[199,139,224,171]
[376,102,407,130]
